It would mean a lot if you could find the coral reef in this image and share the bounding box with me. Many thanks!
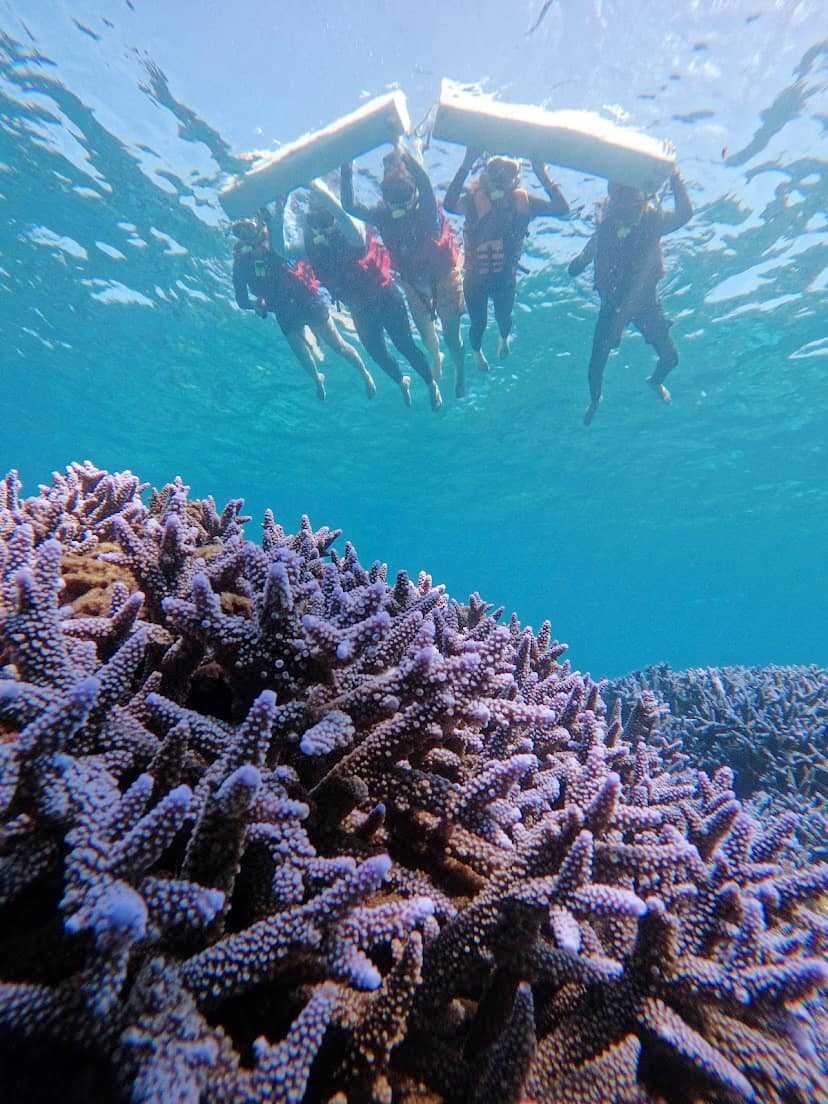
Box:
[606,663,828,859]
[1,461,826,1104]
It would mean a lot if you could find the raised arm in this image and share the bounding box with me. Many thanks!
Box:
[658,169,692,234]
[399,149,438,222]
[567,234,597,277]
[308,178,365,248]
[264,199,291,257]
[527,162,570,217]
[340,161,382,226]
[443,147,479,215]
[279,195,308,258]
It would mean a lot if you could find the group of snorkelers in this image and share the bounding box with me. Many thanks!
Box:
[231,144,692,424]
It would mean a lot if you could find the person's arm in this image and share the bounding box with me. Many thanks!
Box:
[308,179,365,247]
[443,147,479,214]
[400,149,437,222]
[277,195,308,258]
[658,169,692,234]
[232,256,254,309]
[267,198,289,257]
[527,162,569,217]
[340,161,381,226]
[567,235,597,277]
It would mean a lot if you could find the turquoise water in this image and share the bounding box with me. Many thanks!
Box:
[1,0,826,678]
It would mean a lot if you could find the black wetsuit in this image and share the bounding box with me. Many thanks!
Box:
[233,247,327,335]
[570,173,693,402]
[444,163,568,350]
[305,228,432,385]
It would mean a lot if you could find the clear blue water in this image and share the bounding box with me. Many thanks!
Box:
[1,0,826,678]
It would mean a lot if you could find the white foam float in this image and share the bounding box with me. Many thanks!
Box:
[432,80,675,192]
[219,92,411,218]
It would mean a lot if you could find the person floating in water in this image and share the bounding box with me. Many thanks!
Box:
[298,182,442,410]
[231,211,375,402]
[567,169,692,425]
[443,147,569,371]
[341,147,467,397]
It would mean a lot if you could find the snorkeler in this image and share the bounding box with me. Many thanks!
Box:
[298,182,441,410]
[567,168,692,425]
[231,212,375,402]
[341,148,467,397]
[443,147,569,370]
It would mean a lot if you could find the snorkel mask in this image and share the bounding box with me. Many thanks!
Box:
[608,181,646,223]
[306,208,335,247]
[390,198,416,220]
[484,157,520,201]
[382,173,417,220]
[231,219,259,254]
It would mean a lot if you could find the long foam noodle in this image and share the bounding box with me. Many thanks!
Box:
[219,92,411,218]
[432,80,676,192]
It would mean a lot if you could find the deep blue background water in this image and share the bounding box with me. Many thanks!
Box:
[1,0,826,677]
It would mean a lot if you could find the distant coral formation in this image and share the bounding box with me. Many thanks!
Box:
[607,663,828,860]
[1,462,826,1103]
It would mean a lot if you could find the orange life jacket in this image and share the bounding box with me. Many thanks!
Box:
[466,186,531,278]
[472,187,530,221]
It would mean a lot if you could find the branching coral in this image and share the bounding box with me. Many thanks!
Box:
[607,663,828,859]
[0,464,825,1103]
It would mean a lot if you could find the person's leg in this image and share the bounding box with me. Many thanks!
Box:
[301,325,325,364]
[352,305,412,407]
[436,268,466,398]
[465,279,489,371]
[313,316,376,399]
[286,329,326,401]
[634,301,677,404]
[402,279,443,382]
[381,285,442,410]
[492,278,517,360]
[584,303,621,425]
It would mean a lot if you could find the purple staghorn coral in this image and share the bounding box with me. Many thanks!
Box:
[0,464,826,1104]
[606,663,828,859]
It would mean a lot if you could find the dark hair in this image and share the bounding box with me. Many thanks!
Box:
[381,172,416,206]
[608,181,645,205]
[485,157,521,188]
[306,205,335,230]
[231,219,259,242]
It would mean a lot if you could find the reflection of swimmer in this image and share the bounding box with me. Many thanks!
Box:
[444,147,569,371]
[299,183,442,410]
[231,212,374,402]
[341,149,466,397]
[568,170,692,426]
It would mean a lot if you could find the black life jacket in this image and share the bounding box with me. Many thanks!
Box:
[594,205,664,303]
[234,238,272,299]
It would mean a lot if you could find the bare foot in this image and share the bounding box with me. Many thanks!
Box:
[400,375,413,407]
[430,379,443,411]
[364,371,377,399]
[474,349,489,372]
[316,372,327,401]
[583,398,601,426]
[647,375,672,404]
[455,373,467,399]
[497,334,511,360]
